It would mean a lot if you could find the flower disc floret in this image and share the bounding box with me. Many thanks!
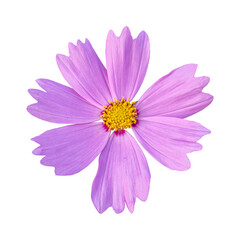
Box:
[101,98,137,131]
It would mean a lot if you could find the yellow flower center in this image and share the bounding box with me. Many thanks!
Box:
[101,98,137,131]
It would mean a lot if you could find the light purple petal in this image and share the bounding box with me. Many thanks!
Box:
[91,131,150,214]
[106,27,150,101]
[32,122,110,175]
[133,117,210,171]
[27,79,102,124]
[56,39,112,108]
[136,64,213,118]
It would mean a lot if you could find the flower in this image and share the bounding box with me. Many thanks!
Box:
[27,27,213,214]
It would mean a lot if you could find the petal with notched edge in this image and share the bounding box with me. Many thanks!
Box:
[91,131,150,213]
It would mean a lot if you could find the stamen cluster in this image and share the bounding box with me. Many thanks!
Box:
[101,98,137,131]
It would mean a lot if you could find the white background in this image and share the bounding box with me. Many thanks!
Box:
[0,0,239,239]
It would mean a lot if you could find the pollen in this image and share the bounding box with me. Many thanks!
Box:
[101,97,138,131]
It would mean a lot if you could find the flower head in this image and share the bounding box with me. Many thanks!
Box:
[27,27,213,213]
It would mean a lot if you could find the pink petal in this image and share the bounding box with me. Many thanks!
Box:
[136,64,213,118]
[106,27,150,101]
[91,131,150,214]
[32,122,110,175]
[133,117,210,171]
[27,79,101,124]
[56,39,112,108]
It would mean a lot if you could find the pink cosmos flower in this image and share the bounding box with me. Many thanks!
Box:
[27,27,213,214]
